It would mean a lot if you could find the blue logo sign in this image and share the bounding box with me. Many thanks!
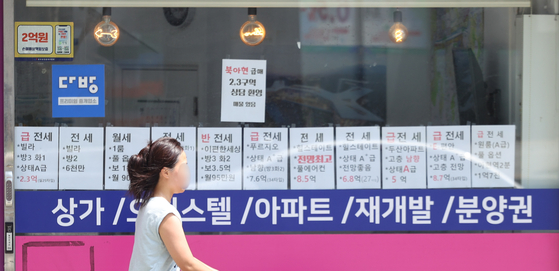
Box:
[52,64,105,118]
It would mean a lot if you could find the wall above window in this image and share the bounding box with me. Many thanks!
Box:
[27,0,530,8]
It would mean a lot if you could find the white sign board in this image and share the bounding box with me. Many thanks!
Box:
[197,128,243,190]
[104,127,151,190]
[152,127,197,190]
[221,59,267,123]
[289,127,335,189]
[14,127,59,190]
[336,126,381,189]
[16,25,53,55]
[471,125,515,188]
[426,126,472,188]
[243,127,288,190]
[382,126,427,189]
[59,127,104,190]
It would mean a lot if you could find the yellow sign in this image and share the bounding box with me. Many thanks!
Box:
[15,22,74,60]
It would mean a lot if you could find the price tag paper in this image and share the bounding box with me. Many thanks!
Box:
[14,127,59,190]
[221,59,267,123]
[198,128,243,190]
[152,127,197,190]
[382,126,427,189]
[471,125,515,188]
[336,126,381,189]
[243,128,288,190]
[59,127,104,190]
[104,127,151,190]
[290,127,335,189]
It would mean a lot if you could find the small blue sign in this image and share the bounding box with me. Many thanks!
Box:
[52,64,105,118]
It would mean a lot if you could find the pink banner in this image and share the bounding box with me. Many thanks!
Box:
[16,233,559,270]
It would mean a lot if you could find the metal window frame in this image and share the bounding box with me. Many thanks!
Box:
[3,0,15,269]
[1,1,537,270]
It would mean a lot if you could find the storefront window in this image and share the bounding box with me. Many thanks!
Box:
[13,5,527,184]
[6,0,559,269]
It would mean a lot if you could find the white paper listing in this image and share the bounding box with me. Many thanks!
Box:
[290,127,335,189]
[105,127,151,190]
[221,59,267,123]
[243,128,288,190]
[382,126,427,189]
[152,127,197,190]
[197,128,243,190]
[471,125,515,188]
[336,126,381,189]
[14,127,59,190]
[426,126,472,188]
[59,127,104,190]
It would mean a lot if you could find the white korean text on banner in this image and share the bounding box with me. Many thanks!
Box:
[16,188,548,233]
[382,126,427,189]
[104,127,151,190]
[290,127,335,189]
[59,127,104,190]
[427,126,472,188]
[243,127,289,190]
[336,126,381,189]
[151,127,197,190]
[197,128,243,190]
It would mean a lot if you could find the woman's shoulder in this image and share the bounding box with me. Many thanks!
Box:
[144,197,171,208]
[143,197,179,216]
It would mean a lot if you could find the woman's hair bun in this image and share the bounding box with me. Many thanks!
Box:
[127,138,183,208]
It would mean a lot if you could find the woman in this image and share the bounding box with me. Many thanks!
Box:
[128,137,218,271]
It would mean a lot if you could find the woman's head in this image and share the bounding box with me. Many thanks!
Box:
[127,137,190,207]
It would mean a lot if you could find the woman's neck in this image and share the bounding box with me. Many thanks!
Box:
[153,181,173,203]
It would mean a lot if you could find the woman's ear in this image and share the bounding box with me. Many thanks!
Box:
[160,167,170,180]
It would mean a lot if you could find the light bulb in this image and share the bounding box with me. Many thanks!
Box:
[388,10,408,44]
[240,8,265,46]
[389,23,408,43]
[94,8,119,47]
